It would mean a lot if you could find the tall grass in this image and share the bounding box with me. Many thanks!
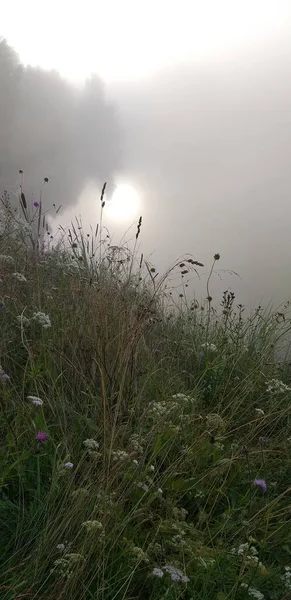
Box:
[1,181,291,600]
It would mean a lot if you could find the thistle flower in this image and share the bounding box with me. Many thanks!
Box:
[254,479,267,494]
[36,431,48,443]
[33,201,40,208]
[27,396,43,406]
[0,373,9,382]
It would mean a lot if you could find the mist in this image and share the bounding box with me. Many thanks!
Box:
[0,38,120,208]
[109,44,291,306]
[1,34,291,307]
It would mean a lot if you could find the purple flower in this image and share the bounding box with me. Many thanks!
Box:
[64,462,74,469]
[254,479,267,494]
[33,201,40,208]
[36,431,48,443]
[1,373,9,382]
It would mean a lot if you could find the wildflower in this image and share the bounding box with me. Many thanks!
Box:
[149,465,155,472]
[83,439,99,450]
[12,272,27,282]
[0,370,10,382]
[206,413,225,434]
[265,378,291,394]
[201,342,217,352]
[157,488,163,495]
[56,543,66,551]
[137,482,149,492]
[112,450,129,461]
[282,566,291,591]
[33,201,40,208]
[255,408,265,416]
[214,441,224,451]
[254,479,267,494]
[163,563,190,583]
[36,431,48,443]
[27,396,43,406]
[152,567,164,578]
[132,459,139,466]
[82,520,103,532]
[32,311,51,329]
[129,433,144,454]
[0,301,5,309]
[240,583,264,599]
[132,546,149,563]
[64,462,74,469]
[52,553,84,579]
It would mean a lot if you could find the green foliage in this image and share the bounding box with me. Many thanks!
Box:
[1,188,291,599]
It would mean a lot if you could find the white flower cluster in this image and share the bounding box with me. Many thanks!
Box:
[132,546,149,563]
[52,553,84,579]
[152,563,190,583]
[196,556,215,569]
[148,400,179,417]
[137,481,149,492]
[12,272,27,282]
[129,433,144,454]
[240,583,264,599]
[206,413,226,434]
[81,520,103,532]
[214,441,224,451]
[112,450,129,461]
[172,393,195,403]
[56,541,72,552]
[231,541,265,574]
[265,378,291,394]
[201,343,217,352]
[32,311,51,328]
[231,542,258,557]
[83,439,101,459]
[27,395,43,406]
[83,439,99,450]
[282,566,291,591]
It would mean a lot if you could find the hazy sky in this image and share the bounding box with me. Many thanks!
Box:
[2,0,291,306]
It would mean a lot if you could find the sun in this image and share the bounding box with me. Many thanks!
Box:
[105,183,141,222]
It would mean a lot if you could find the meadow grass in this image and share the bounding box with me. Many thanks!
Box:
[1,182,291,600]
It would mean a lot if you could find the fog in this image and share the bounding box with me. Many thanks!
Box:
[1,31,291,306]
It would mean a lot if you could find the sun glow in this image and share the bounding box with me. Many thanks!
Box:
[105,183,141,222]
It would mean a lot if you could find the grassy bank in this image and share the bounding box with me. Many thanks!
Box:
[1,183,291,600]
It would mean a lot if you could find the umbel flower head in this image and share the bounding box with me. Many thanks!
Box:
[27,396,43,406]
